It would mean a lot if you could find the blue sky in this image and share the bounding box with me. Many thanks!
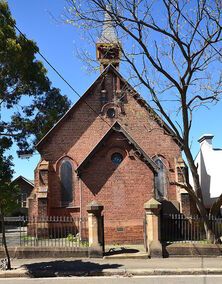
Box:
[6,0,222,180]
[7,0,98,180]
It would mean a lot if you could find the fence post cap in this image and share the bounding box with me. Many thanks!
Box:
[87,200,104,214]
[144,198,161,211]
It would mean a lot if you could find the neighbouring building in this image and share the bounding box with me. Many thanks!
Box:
[11,175,34,216]
[194,134,222,213]
[28,15,186,244]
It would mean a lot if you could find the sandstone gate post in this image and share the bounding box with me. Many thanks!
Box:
[144,198,162,257]
[87,201,104,257]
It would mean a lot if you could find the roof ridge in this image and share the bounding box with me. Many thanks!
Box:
[12,175,34,186]
[76,120,159,175]
[36,65,114,149]
[36,64,179,150]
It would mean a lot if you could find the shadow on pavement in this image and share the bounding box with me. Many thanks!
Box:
[23,260,123,277]
[104,247,139,256]
[162,243,169,258]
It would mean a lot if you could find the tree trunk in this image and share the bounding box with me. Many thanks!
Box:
[188,191,215,243]
[210,193,222,216]
[184,146,216,243]
[0,211,11,270]
[202,212,215,243]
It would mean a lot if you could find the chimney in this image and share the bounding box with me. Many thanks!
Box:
[198,134,214,148]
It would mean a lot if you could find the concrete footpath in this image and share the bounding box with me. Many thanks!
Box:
[1,257,222,278]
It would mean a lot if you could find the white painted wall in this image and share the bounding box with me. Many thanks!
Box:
[194,135,222,208]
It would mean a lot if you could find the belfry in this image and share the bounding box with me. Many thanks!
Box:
[96,10,121,72]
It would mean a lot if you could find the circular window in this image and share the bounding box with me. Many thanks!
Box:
[107,108,116,118]
[111,152,123,165]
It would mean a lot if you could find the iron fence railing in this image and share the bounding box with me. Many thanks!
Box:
[0,216,88,247]
[161,214,222,243]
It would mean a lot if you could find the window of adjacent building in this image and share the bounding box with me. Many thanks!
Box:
[21,193,27,208]
[60,160,73,207]
[154,157,167,200]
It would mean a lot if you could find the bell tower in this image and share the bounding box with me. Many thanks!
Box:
[96,10,121,72]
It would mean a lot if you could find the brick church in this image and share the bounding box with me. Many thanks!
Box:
[29,16,187,244]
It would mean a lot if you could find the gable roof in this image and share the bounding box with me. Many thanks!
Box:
[108,66,178,140]
[76,121,159,175]
[12,176,34,187]
[36,64,178,150]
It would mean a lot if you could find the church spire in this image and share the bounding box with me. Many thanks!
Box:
[100,9,118,44]
[96,8,121,72]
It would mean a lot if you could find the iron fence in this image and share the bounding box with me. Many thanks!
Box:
[1,216,88,247]
[161,214,222,243]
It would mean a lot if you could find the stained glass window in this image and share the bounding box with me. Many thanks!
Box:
[60,161,73,206]
[154,157,167,200]
[111,152,123,165]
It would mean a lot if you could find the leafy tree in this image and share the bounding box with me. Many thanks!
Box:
[0,0,70,154]
[0,1,70,269]
[0,147,19,270]
[65,0,222,241]
[10,87,71,155]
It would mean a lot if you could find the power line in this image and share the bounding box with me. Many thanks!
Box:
[0,10,113,129]
[2,3,221,133]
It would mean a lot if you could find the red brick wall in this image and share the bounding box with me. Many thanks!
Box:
[181,193,198,216]
[79,131,154,243]
[38,71,180,168]
[32,68,181,244]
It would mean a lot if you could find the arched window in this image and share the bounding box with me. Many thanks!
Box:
[154,157,167,200]
[60,160,73,207]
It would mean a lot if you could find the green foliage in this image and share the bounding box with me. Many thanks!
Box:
[20,235,36,242]
[0,0,71,154]
[0,0,49,108]
[80,240,89,247]
[66,233,77,242]
[11,87,71,154]
[66,233,89,247]
[0,148,19,216]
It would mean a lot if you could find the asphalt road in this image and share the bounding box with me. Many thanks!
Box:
[1,276,222,284]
